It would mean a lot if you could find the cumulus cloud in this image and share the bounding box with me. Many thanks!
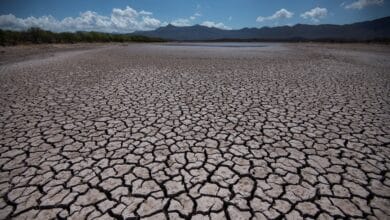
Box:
[301,7,328,22]
[344,0,384,9]
[0,6,161,33]
[256,9,294,22]
[201,21,231,29]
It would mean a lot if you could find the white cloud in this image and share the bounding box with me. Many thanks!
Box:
[201,21,231,29]
[344,0,384,9]
[0,6,161,33]
[301,7,328,22]
[139,10,153,16]
[190,12,202,20]
[256,8,294,22]
[172,11,201,26]
[142,16,161,28]
[171,18,191,26]
[194,12,202,17]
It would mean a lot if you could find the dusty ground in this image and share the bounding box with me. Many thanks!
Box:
[0,43,125,65]
[0,43,389,219]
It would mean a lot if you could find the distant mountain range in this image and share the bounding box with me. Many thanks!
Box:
[133,16,390,41]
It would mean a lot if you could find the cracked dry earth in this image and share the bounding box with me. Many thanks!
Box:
[0,43,390,220]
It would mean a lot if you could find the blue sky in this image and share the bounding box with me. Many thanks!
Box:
[0,0,389,32]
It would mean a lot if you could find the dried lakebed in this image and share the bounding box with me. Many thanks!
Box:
[0,43,389,219]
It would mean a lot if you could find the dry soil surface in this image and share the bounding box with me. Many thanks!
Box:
[0,43,389,219]
[0,43,118,66]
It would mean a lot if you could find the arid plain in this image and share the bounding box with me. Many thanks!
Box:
[0,43,389,219]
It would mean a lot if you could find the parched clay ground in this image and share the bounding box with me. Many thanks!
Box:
[0,43,389,220]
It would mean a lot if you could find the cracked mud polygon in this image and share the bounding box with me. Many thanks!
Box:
[0,43,389,219]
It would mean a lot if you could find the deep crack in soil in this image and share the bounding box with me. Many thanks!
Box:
[0,43,389,219]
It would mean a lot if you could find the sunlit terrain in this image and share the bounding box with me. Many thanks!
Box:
[0,43,389,219]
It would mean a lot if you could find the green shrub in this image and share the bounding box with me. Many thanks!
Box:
[0,27,165,46]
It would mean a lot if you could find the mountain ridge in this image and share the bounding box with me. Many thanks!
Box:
[133,16,390,41]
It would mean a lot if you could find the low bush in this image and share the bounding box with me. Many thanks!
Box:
[0,27,165,46]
